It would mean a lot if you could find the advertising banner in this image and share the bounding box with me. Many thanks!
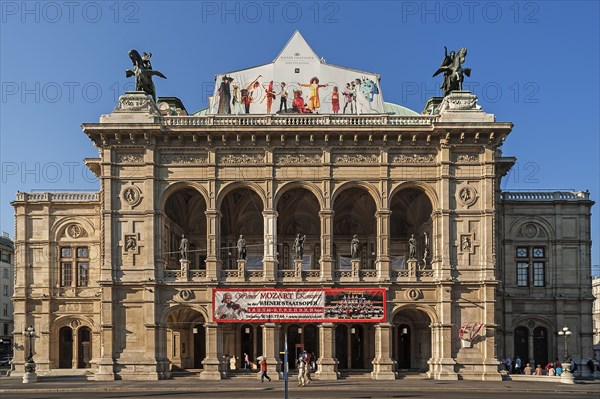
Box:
[213,288,386,323]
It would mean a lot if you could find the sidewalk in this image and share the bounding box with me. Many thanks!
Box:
[1,375,599,395]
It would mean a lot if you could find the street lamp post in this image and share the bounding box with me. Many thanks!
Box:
[22,325,37,383]
[557,326,572,361]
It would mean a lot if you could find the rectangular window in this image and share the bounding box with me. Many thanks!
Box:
[516,247,528,258]
[533,262,545,287]
[61,247,72,258]
[0,252,10,263]
[77,262,89,287]
[517,262,529,287]
[2,304,7,316]
[3,323,8,335]
[2,269,7,279]
[3,285,8,296]
[61,262,72,287]
[77,247,89,258]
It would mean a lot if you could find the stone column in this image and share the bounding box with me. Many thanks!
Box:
[95,285,115,381]
[262,210,278,283]
[200,322,223,380]
[316,323,339,380]
[205,210,221,282]
[375,209,391,281]
[178,259,190,281]
[371,323,397,380]
[319,210,334,282]
[261,323,281,379]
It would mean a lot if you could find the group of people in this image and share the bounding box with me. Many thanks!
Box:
[325,293,382,319]
[296,350,314,387]
[504,356,590,376]
[216,75,380,115]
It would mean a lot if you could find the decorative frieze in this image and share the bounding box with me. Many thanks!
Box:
[116,153,144,164]
[334,154,379,164]
[454,154,479,163]
[219,154,264,165]
[277,154,321,165]
[392,154,436,164]
[160,153,207,165]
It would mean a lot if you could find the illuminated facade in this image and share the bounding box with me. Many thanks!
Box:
[10,33,594,381]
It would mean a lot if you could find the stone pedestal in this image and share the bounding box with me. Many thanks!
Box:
[94,358,116,381]
[407,259,418,278]
[22,362,38,384]
[351,259,360,280]
[560,363,575,384]
[178,259,190,282]
[294,259,303,280]
[236,259,247,282]
[200,323,223,380]
[262,323,282,380]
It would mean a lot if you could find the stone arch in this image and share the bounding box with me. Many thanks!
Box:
[161,304,209,371]
[51,315,98,370]
[508,217,554,240]
[216,181,268,210]
[389,182,439,210]
[50,216,97,241]
[159,181,210,210]
[273,181,324,210]
[390,304,439,325]
[160,303,209,325]
[331,181,381,208]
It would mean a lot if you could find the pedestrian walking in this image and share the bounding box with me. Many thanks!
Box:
[243,352,250,371]
[260,357,271,382]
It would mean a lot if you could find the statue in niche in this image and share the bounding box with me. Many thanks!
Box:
[126,49,167,102]
[179,234,189,261]
[432,47,471,96]
[351,235,360,259]
[125,236,137,251]
[293,234,306,260]
[408,234,417,260]
[461,236,471,251]
[237,234,247,260]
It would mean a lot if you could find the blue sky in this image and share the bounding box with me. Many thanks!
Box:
[1,1,599,273]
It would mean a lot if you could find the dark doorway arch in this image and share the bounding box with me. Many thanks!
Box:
[397,324,411,369]
[350,324,364,369]
[58,326,73,369]
[392,308,432,372]
[533,326,548,367]
[514,327,529,364]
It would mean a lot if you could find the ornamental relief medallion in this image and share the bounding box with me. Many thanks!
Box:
[66,223,87,239]
[392,153,436,164]
[334,154,379,164]
[517,222,547,239]
[121,185,143,207]
[277,154,321,165]
[456,184,478,207]
[219,154,264,165]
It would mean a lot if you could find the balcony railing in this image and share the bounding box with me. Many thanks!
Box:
[500,191,590,201]
[15,192,100,202]
[161,114,435,127]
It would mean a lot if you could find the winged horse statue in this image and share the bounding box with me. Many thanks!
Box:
[125,50,166,102]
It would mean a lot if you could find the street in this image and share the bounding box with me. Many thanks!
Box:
[1,378,598,399]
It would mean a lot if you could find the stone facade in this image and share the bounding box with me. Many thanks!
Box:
[9,90,594,382]
[593,277,600,360]
[0,233,14,357]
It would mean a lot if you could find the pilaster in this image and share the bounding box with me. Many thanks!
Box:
[315,323,339,380]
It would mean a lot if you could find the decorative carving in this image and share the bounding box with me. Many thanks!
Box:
[406,288,422,301]
[335,154,379,164]
[457,185,477,207]
[70,320,80,329]
[455,154,479,163]
[125,235,137,251]
[277,154,321,165]
[178,289,193,301]
[517,222,546,239]
[160,153,207,165]
[219,154,264,165]
[67,224,85,239]
[460,235,472,251]
[117,153,144,164]
[122,185,142,207]
[392,153,436,164]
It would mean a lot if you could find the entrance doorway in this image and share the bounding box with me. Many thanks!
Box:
[514,327,529,364]
[533,326,548,367]
[392,308,432,372]
[193,324,206,368]
[59,326,73,368]
[397,324,411,368]
[77,327,91,368]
